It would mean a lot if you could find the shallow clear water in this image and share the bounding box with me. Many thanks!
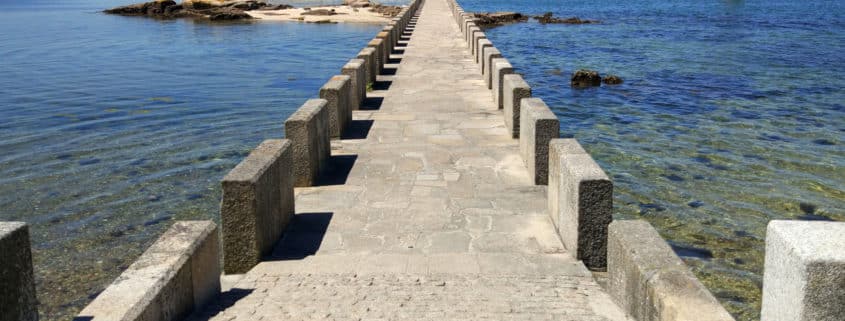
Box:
[457,0,844,319]
[0,0,388,319]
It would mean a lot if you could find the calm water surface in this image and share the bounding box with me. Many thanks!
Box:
[0,0,390,319]
[457,0,844,319]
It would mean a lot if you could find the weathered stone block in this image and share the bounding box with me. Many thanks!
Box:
[285,99,330,187]
[519,98,557,184]
[367,38,385,75]
[342,59,366,110]
[503,74,531,138]
[78,221,221,321]
[320,75,352,138]
[472,32,488,61]
[608,220,734,321]
[761,220,845,321]
[548,138,611,269]
[475,38,491,65]
[482,47,503,88]
[376,31,391,66]
[357,47,377,85]
[491,58,514,108]
[0,222,37,321]
[221,139,294,274]
[466,25,480,48]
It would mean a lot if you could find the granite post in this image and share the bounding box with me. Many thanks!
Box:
[503,74,531,138]
[221,139,294,274]
[320,75,352,138]
[0,222,38,321]
[285,99,330,187]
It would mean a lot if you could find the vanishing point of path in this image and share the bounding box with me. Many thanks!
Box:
[190,0,631,319]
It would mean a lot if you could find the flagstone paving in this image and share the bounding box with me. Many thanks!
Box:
[188,0,631,319]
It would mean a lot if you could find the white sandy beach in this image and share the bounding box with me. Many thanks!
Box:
[247,5,393,23]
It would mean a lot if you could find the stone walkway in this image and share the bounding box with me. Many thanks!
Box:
[189,0,630,319]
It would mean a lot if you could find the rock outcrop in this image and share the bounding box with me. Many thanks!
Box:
[571,69,602,87]
[534,12,600,24]
[104,0,292,21]
[370,3,402,17]
[472,12,528,28]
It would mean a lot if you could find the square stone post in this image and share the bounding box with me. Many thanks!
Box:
[492,58,514,109]
[320,75,351,138]
[367,38,385,75]
[221,139,294,274]
[761,220,845,321]
[0,222,38,321]
[519,98,559,185]
[285,99,330,187]
[482,47,503,88]
[342,59,366,110]
[549,139,612,269]
[503,74,531,138]
[357,47,377,85]
[475,38,491,65]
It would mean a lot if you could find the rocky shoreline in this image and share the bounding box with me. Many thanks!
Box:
[104,0,402,22]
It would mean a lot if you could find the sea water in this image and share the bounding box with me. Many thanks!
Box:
[0,0,386,319]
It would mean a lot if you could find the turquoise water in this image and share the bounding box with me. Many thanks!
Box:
[457,0,844,319]
[0,0,386,319]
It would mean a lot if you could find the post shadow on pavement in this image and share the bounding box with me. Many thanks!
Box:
[380,68,398,76]
[314,154,357,186]
[342,119,373,139]
[360,96,384,110]
[186,288,255,320]
[373,79,392,90]
[266,212,333,261]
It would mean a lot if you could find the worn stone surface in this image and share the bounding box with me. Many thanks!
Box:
[221,139,293,274]
[342,59,366,110]
[78,221,220,321]
[608,220,734,321]
[285,99,330,187]
[482,46,502,89]
[320,75,352,138]
[367,38,385,74]
[519,98,559,185]
[761,220,845,321]
[0,222,38,321]
[491,58,514,109]
[549,138,611,269]
[472,32,488,61]
[190,0,631,319]
[357,47,377,85]
[502,74,531,138]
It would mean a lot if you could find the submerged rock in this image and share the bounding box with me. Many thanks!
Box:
[603,74,623,85]
[571,69,602,87]
[534,12,600,24]
[472,12,528,28]
[301,8,336,16]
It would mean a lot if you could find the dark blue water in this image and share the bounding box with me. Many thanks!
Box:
[458,0,844,319]
[0,0,388,319]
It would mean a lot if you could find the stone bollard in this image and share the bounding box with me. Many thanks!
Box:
[548,139,612,269]
[475,38,491,65]
[376,31,391,66]
[357,47,377,85]
[285,99,330,187]
[78,221,221,321]
[320,75,352,138]
[367,38,385,75]
[342,59,366,110]
[482,47,503,88]
[519,98,559,185]
[761,220,845,321]
[0,222,38,321]
[503,74,532,138]
[608,220,735,321]
[221,139,294,274]
[467,26,481,51]
[491,58,514,109]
